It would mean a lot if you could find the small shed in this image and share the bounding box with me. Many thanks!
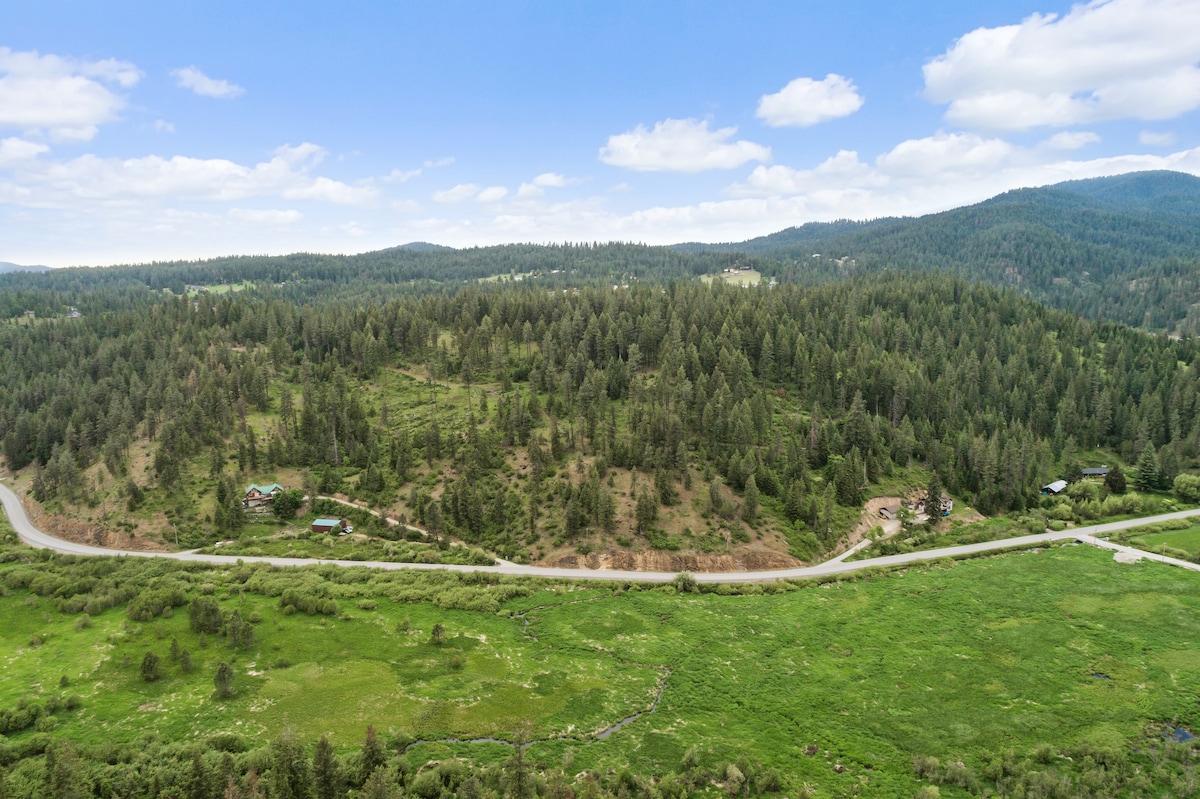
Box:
[311,518,342,534]
[1042,480,1069,495]
[879,504,901,521]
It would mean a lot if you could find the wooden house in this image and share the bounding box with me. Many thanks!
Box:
[243,482,285,508]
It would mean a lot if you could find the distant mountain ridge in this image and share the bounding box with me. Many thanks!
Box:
[6,170,1200,333]
[383,241,457,253]
[675,170,1200,333]
[0,261,50,273]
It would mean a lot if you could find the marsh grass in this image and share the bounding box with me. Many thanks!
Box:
[0,545,1197,794]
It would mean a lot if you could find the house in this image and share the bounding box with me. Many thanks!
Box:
[243,482,285,508]
[311,518,352,535]
[879,504,901,521]
[67,307,82,319]
[1081,467,1110,478]
[1042,480,1069,495]
[905,494,953,516]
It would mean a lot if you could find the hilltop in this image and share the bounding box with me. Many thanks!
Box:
[676,170,1200,333]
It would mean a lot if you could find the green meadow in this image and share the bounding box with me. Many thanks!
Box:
[1126,523,1200,560]
[1,539,1199,796]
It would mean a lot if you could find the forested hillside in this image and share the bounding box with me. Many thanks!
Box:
[3,261,1197,565]
[679,170,1200,334]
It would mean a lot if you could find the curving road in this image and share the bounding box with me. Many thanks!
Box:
[2,479,1199,583]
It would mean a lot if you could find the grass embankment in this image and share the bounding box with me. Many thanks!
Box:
[1118,518,1200,561]
[0,540,1198,795]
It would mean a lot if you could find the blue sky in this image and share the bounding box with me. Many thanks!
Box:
[2,0,1199,266]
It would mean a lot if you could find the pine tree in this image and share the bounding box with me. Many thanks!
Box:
[313,734,343,799]
[214,661,236,698]
[267,731,312,799]
[635,484,658,534]
[1135,445,1160,492]
[742,474,759,524]
[140,652,161,682]
[1104,463,1127,494]
[357,726,387,788]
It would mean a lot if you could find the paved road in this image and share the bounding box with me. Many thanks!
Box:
[2,479,1199,583]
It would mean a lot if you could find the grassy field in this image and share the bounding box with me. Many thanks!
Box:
[1124,521,1200,560]
[701,269,763,287]
[1,540,1199,795]
[1130,525,1200,556]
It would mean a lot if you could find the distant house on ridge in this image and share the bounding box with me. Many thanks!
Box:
[1081,467,1110,478]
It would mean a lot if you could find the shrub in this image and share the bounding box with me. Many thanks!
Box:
[140,652,161,682]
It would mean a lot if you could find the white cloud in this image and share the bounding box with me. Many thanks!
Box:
[517,172,573,198]
[0,137,49,165]
[531,172,568,188]
[383,157,455,184]
[154,120,175,134]
[723,131,1200,240]
[476,186,508,203]
[1,142,376,207]
[734,150,877,197]
[433,183,482,203]
[0,47,141,141]
[384,167,422,183]
[757,73,864,127]
[876,132,1016,178]
[1140,130,1177,146]
[228,208,302,225]
[599,118,770,172]
[172,66,244,98]
[1042,131,1101,150]
[924,0,1200,130]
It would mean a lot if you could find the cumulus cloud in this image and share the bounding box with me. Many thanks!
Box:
[228,208,303,225]
[1140,130,1177,146]
[172,66,244,98]
[0,137,49,165]
[734,150,877,197]
[599,118,770,172]
[1042,131,1101,150]
[924,0,1200,131]
[0,47,141,140]
[726,130,1200,237]
[876,132,1016,178]
[386,157,455,184]
[433,183,482,203]
[1,142,376,207]
[757,74,864,127]
[476,186,508,203]
[384,167,422,183]
[517,172,573,198]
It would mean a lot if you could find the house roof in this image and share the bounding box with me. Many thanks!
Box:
[312,518,342,527]
[245,483,285,495]
[1081,467,1110,476]
[1043,480,1069,493]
